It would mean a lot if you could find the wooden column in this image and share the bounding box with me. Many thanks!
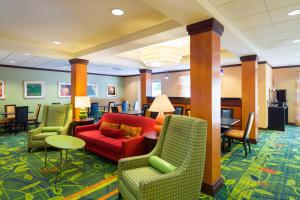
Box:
[187,18,224,196]
[70,58,89,120]
[139,69,152,105]
[241,55,258,143]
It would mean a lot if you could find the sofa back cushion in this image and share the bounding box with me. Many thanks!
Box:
[100,127,124,138]
[46,105,68,127]
[100,113,156,134]
[120,124,142,138]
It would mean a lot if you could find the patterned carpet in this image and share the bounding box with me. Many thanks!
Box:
[0,125,299,200]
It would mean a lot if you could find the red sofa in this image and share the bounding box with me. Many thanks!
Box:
[75,113,156,161]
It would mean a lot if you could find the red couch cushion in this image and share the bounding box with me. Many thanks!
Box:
[77,129,123,154]
[100,127,124,138]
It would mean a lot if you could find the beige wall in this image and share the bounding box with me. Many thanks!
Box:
[221,67,242,98]
[123,76,140,106]
[273,67,299,123]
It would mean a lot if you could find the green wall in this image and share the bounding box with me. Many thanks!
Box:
[0,66,124,114]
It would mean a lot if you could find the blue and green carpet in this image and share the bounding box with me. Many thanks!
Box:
[0,125,299,199]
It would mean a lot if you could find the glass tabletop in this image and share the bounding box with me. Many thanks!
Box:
[45,135,85,150]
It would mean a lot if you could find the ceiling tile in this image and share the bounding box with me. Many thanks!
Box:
[278,29,300,40]
[0,53,34,65]
[210,0,236,6]
[23,56,54,67]
[0,50,10,60]
[243,25,276,38]
[217,0,267,20]
[251,35,279,44]
[275,18,300,32]
[233,13,272,30]
[265,0,300,10]
[255,40,281,49]
[270,3,300,23]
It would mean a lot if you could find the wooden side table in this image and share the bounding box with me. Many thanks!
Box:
[144,132,159,154]
[72,118,94,136]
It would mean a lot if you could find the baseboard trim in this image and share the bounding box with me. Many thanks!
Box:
[288,123,296,126]
[201,177,224,196]
[249,139,257,144]
[258,127,268,130]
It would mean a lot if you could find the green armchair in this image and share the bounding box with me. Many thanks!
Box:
[27,104,72,152]
[118,115,207,200]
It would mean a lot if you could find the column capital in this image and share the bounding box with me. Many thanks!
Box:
[69,58,89,65]
[240,55,258,62]
[187,18,224,36]
[139,69,152,74]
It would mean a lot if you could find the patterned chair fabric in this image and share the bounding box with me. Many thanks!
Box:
[118,115,208,200]
[27,104,72,151]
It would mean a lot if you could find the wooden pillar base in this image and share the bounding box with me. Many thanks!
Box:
[201,178,224,196]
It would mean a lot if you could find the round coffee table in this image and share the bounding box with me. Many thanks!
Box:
[44,135,86,173]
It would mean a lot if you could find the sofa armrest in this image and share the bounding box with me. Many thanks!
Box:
[57,126,68,135]
[122,135,144,158]
[28,127,42,136]
[75,122,100,136]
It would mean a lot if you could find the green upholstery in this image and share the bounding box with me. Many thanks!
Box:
[149,156,177,174]
[27,104,73,151]
[118,115,208,200]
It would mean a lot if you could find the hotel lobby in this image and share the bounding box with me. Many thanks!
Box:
[0,0,300,199]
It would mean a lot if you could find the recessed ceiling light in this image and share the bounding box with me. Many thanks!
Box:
[293,39,300,43]
[288,9,300,16]
[52,41,61,45]
[23,53,30,56]
[296,53,300,56]
[9,60,16,64]
[111,8,124,16]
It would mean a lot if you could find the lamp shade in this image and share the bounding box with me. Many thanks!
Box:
[75,96,91,108]
[149,95,175,113]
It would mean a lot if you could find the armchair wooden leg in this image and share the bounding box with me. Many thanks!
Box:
[247,140,251,153]
[243,141,248,157]
[118,193,122,199]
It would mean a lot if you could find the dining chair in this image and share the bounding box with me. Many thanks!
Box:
[28,104,41,128]
[141,104,150,116]
[221,108,233,119]
[174,106,184,115]
[223,112,254,157]
[0,118,10,133]
[186,109,191,116]
[4,104,16,120]
[12,106,29,134]
[111,106,119,113]
[108,102,115,112]
[89,102,99,120]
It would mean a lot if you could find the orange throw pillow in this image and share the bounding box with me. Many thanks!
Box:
[100,121,120,129]
[120,124,142,138]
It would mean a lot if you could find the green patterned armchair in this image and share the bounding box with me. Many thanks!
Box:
[118,115,207,200]
[27,104,73,152]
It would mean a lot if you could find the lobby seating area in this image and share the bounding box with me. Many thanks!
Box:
[1,1,300,200]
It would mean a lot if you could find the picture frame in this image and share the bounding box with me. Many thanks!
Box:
[58,82,71,98]
[87,83,98,98]
[0,80,5,99]
[24,81,45,99]
[107,84,116,97]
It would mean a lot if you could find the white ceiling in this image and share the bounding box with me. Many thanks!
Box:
[209,0,300,66]
[0,0,300,76]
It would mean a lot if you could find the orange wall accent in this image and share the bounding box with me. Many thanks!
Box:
[70,59,88,120]
[190,30,222,187]
[140,70,152,106]
[241,59,258,142]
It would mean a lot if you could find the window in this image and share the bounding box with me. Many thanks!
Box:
[178,75,190,97]
[152,80,161,97]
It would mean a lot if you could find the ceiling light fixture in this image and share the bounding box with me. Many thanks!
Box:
[111,8,124,16]
[288,9,300,16]
[23,53,30,56]
[9,60,16,64]
[220,68,224,76]
[293,39,300,43]
[164,73,169,80]
[52,41,61,45]
[141,46,182,68]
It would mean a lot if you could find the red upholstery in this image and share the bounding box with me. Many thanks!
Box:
[75,113,156,161]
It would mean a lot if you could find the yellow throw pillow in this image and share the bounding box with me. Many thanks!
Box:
[100,121,120,129]
[120,124,142,138]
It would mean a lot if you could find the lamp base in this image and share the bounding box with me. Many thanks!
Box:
[79,108,88,120]
[154,112,165,135]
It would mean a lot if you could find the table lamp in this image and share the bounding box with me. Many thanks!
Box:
[149,94,175,134]
[75,96,91,120]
